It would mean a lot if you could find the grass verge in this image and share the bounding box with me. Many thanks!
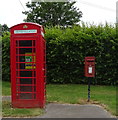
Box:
[2,101,44,117]
[2,81,11,96]
[46,84,116,116]
[2,81,117,116]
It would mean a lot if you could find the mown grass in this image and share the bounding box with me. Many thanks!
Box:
[2,101,44,117]
[2,81,117,117]
[2,81,11,96]
[2,81,44,117]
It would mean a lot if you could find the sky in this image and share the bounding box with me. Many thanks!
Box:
[0,0,117,27]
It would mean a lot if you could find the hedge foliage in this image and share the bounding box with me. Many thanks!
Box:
[2,24,118,85]
[45,24,117,85]
[2,32,10,82]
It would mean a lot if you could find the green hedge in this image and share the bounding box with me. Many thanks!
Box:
[2,24,118,85]
[45,24,117,85]
[2,32,10,81]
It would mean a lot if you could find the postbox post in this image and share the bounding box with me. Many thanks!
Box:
[84,56,95,102]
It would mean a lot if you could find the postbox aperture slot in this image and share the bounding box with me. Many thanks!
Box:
[86,60,94,62]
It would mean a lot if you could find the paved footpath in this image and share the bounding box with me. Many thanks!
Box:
[2,96,11,101]
[2,96,116,118]
[37,103,115,118]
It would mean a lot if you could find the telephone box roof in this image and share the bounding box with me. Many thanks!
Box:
[10,22,45,33]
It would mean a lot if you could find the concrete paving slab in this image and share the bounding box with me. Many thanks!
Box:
[38,103,114,118]
[2,96,11,101]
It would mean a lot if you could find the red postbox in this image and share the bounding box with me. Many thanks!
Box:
[84,56,95,77]
[10,23,46,108]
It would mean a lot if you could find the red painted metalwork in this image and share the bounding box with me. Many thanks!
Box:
[84,56,95,77]
[10,23,46,108]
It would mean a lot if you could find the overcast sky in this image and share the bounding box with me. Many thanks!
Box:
[0,0,117,27]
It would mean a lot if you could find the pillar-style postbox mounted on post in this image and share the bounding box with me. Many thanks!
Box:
[84,56,95,77]
[84,56,95,102]
[10,23,46,108]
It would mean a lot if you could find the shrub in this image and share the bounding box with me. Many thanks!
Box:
[45,24,117,85]
[2,32,10,81]
[2,24,118,85]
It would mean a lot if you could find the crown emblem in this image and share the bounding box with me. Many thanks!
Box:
[23,25,28,28]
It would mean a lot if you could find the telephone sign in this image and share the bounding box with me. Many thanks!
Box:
[14,29,37,34]
[10,23,46,108]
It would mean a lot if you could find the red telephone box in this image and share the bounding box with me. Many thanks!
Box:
[10,23,46,108]
[84,57,95,77]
